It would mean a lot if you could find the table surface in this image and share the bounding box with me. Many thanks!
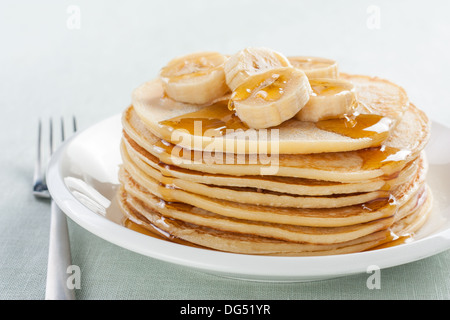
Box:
[1,0,450,300]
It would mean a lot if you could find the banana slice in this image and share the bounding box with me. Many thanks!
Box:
[229,67,311,129]
[288,56,338,79]
[295,78,357,122]
[224,47,292,91]
[159,51,229,105]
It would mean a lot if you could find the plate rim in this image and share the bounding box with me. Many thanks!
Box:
[46,113,450,281]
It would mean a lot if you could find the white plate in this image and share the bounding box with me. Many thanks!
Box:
[47,114,450,282]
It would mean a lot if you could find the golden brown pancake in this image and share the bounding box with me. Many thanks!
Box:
[117,183,432,256]
[131,74,409,154]
[116,63,432,256]
[121,102,429,182]
[118,147,427,228]
[121,132,420,196]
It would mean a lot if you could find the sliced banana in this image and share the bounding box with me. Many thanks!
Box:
[159,51,229,105]
[295,78,357,122]
[288,56,338,79]
[229,67,311,129]
[224,47,292,91]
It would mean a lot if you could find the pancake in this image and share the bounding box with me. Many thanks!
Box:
[121,135,420,196]
[131,74,409,154]
[122,148,388,209]
[370,185,433,250]
[122,103,429,182]
[340,73,409,121]
[119,167,427,243]
[118,149,427,228]
[118,189,390,256]
[117,184,432,256]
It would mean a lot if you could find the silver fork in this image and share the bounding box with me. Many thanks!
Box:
[33,117,77,300]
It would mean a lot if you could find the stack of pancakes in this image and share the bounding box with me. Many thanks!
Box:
[117,72,432,256]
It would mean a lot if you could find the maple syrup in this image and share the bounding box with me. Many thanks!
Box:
[315,113,392,140]
[231,72,288,103]
[367,231,414,250]
[123,218,203,248]
[358,145,411,171]
[124,218,171,241]
[159,101,248,137]
[361,194,397,212]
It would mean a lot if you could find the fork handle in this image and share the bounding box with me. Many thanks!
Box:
[45,200,76,300]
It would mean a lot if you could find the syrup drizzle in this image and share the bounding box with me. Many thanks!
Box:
[157,99,394,150]
[124,218,203,248]
[358,145,411,171]
[231,72,288,102]
[315,112,393,140]
[159,101,248,137]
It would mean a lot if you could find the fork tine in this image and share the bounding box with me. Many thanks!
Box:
[33,119,50,198]
[73,116,77,133]
[61,117,65,142]
[33,119,43,185]
[33,117,77,198]
[49,118,54,156]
